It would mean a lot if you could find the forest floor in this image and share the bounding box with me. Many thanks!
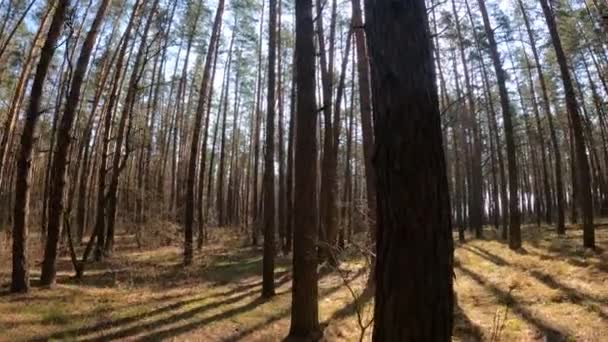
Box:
[0,223,606,341]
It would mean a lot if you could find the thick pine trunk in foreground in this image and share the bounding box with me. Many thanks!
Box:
[288,0,320,337]
[11,0,69,293]
[366,0,453,340]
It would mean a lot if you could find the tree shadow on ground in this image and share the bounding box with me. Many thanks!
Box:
[471,246,608,308]
[31,272,293,341]
[455,262,568,342]
[225,267,368,341]
[59,244,292,290]
[453,302,484,342]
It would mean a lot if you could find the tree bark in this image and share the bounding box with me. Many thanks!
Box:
[477,0,521,249]
[288,0,320,337]
[539,0,594,248]
[262,0,278,298]
[365,0,453,339]
[518,0,565,233]
[11,0,69,293]
[40,0,111,286]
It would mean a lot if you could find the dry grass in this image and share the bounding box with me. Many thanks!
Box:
[0,222,606,341]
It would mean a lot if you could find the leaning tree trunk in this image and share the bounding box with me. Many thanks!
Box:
[105,0,159,256]
[40,0,111,286]
[184,0,225,265]
[366,0,453,339]
[11,0,69,293]
[478,0,521,249]
[0,6,51,193]
[518,0,566,234]
[539,0,594,248]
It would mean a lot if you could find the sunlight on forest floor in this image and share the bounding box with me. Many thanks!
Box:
[0,223,606,341]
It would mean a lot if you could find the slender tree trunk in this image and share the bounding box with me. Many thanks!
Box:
[517,0,565,233]
[539,0,594,248]
[90,0,141,262]
[262,0,278,298]
[478,0,520,249]
[105,0,159,255]
[285,47,296,254]
[197,28,221,249]
[451,0,483,238]
[351,0,376,225]
[184,0,225,264]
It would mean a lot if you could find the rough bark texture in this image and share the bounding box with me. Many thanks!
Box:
[40,0,111,287]
[11,0,69,293]
[365,0,454,340]
[288,0,320,337]
[262,0,277,298]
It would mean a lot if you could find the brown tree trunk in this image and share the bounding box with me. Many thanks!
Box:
[478,0,521,249]
[40,0,111,286]
[288,0,320,337]
[285,47,296,254]
[0,5,51,192]
[184,0,225,264]
[539,0,594,248]
[351,0,376,225]
[451,0,483,238]
[197,27,221,249]
[365,0,453,339]
[105,0,159,255]
[11,0,69,293]
[517,0,565,234]
[262,0,278,298]
[89,0,141,262]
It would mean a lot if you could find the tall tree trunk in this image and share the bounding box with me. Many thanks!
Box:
[285,47,296,254]
[262,0,278,298]
[197,27,221,249]
[90,0,141,262]
[11,0,69,294]
[451,0,483,238]
[0,5,51,192]
[184,0,225,265]
[517,0,565,233]
[351,0,376,226]
[105,0,159,255]
[40,0,111,286]
[539,0,594,248]
[288,0,320,337]
[250,0,266,245]
[366,0,453,339]
[477,0,521,249]
[217,30,236,228]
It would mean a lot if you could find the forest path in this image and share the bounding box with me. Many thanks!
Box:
[0,224,606,341]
